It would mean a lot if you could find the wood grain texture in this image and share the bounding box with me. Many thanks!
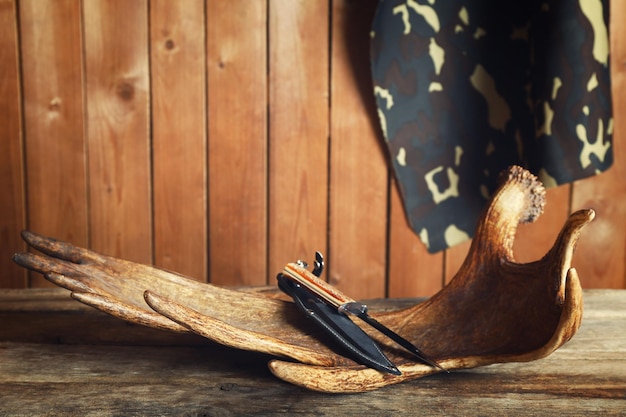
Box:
[150,0,207,281]
[207,0,268,286]
[83,0,152,264]
[329,0,388,299]
[0,0,25,288]
[570,0,626,289]
[0,1,625,292]
[19,0,87,287]
[388,180,444,297]
[1,289,624,415]
[268,0,330,281]
[1,338,623,416]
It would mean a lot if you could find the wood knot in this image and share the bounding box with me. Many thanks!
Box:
[165,39,175,50]
[116,81,135,101]
[48,97,62,112]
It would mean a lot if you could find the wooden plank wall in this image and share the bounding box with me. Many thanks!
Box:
[1,0,624,297]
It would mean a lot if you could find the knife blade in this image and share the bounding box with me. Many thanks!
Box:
[276,273,401,375]
[281,254,447,372]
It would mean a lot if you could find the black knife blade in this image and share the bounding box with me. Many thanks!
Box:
[340,302,448,372]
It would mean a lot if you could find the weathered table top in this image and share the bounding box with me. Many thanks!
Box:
[1,288,625,416]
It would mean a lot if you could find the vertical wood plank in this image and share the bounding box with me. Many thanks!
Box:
[571,0,626,289]
[268,0,329,279]
[329,0,387,299]
[388,181,443,297]
[0,0,26,288]
[83,0,152,263]
[150,0,207,281]
[3,1,623,292]
[207,0,268,286]
[19,0,87,287]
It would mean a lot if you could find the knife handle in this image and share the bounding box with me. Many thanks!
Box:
[282,262,356,309]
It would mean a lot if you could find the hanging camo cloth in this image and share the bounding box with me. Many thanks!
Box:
[371,0,613,253]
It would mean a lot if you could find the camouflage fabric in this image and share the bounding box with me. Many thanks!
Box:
[371,0,613,253]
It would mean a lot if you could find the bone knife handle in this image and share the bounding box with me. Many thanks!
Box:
[282,262,356,309]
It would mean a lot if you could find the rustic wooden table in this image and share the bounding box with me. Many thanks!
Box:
[1,288,624,416]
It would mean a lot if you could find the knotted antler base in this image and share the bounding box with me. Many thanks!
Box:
[13,166,593,392]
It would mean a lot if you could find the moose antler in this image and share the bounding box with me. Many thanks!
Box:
[13,166,593,392]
